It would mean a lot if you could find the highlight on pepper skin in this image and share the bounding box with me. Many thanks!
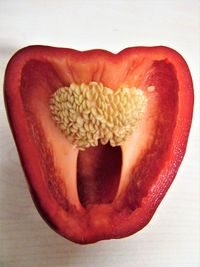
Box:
[4,45,194,244]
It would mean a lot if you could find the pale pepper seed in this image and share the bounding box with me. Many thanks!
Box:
[50,82,147,149]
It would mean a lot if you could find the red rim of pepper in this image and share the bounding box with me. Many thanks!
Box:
[4,45,194,244]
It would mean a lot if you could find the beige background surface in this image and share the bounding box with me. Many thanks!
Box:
[0,1,199,266]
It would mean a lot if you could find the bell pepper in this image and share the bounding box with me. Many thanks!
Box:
[4,45,193,244]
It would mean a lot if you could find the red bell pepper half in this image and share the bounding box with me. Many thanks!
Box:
[4,45,193,244]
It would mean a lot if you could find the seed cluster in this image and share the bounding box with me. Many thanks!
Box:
[50,82,147,149]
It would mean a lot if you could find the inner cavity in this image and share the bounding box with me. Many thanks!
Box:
[77,143,122,207]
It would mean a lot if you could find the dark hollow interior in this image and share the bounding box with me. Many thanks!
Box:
[77,143,122,207]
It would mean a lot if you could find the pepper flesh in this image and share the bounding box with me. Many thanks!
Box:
[4,46,193,244]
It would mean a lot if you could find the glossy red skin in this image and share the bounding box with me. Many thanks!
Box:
[4,46,193,244]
